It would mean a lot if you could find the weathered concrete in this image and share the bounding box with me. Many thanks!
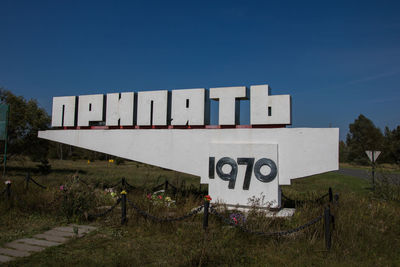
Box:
[0,254,14,263]
[0,247,30,257]
[33,233,68,243]
[18,238,61,247]
[43,230,78,238]
[53,226,90,234]
[70,224,97,231]
[0,224,97,263]
[5,242,45,252]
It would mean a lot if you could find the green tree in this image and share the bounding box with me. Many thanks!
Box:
[346,114,384,165]
[381,126,400,164]
[0,88,50,161]
[339,140,348,163]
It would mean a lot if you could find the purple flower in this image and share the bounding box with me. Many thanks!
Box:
[60,185,64,191]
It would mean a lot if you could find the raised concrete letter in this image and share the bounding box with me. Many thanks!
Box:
[250,85,291,125]
[106,92,135,126]
[210,86,246,125]
[77,94,104,126]
[171,88,206,126]
[137,90,168,126]
[51,96,76,127]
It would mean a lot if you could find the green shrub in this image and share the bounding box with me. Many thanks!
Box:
[57,177,97,221]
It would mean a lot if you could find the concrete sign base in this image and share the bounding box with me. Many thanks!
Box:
[39,127,338,209]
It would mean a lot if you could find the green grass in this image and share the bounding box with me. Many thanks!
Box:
[1,159,400,266]
[340,162,400,174]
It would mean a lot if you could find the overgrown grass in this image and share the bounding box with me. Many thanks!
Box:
[340,162,400,173]
[1,159,400,266]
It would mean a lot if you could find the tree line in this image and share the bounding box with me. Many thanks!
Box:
[0,88,111,162]
[341,114,400,165]
[0,88,399,165]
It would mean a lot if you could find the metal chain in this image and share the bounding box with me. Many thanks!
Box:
[29,177,47,189]
[127,198,203,222]
[282,192,329,203]
[88,198,121,219]
[124,181,135,189]
[209,206,322,237]
[108,181,121,188]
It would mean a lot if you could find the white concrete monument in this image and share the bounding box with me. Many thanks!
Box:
[39,84,339,209]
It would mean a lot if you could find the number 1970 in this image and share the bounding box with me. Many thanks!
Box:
[209,157,277,190]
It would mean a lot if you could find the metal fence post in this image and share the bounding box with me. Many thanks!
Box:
[203,200,209,230]
[165,180,169,192]
[6,183,11,200]
[121,190,127,225]
[324,206,331,250]
[25,173,30,191]
[329,187,333,202]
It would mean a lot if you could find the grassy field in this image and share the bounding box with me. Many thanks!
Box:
[340,162,400,173]
[1,159,400,266]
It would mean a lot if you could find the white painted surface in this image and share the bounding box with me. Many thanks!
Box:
[106,93,135,126]
[210,86,247,125]
[51,96,76,127]
[250,85,291,125]
[137,90,168,126]
[171,88,205,126]
[38,128,339,207]
[208,143,280,208]
[77,95,104,126]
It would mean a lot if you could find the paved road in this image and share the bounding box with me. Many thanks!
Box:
[335,168,400,184]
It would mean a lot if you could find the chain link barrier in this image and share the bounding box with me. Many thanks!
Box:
[87,198,122,220]
[209,205,323,237]
[127,197,203,222]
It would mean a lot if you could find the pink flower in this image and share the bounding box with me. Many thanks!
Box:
[147,193,152,199]
[158,195,162,200]
[59,185,64,191]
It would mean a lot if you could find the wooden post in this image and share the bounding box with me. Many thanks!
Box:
[329,187,333,202]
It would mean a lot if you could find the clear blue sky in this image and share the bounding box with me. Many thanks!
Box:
[1,0,399,140]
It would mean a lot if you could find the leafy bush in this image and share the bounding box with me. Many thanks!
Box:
[56,177,97,221]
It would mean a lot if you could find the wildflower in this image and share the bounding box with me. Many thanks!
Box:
[147,193,152,199]
[230,213,246,225]
[59,185,64,191]
[204,195,212,201]
[158,195,163,200]
[5,180,11,185]
[165,196,172,202]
